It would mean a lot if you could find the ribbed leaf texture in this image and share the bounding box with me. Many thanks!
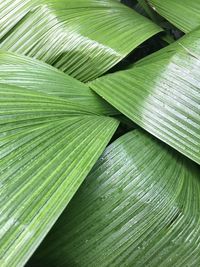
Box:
[90,28,200,164]
[0,52,119,267]
[0,0,161,82]
[149,0,200,33]
[0,51,116,115]
[27,130,200,267]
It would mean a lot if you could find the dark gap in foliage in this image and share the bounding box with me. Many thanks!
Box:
[106,33,166,74]
[121,0,184,41]
[121,0,137,9]
[119,0,184,73]
[163,23,184,40]
[108,115,136,144]
[108,124,129,145]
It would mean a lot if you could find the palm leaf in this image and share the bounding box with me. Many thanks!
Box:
[0,0,161,81]
[149,0,200,33]
[137,0,161,23]
[27,130,200,267]
[90,27,200,164]
[0,52,119,267]
[0,50,116,116]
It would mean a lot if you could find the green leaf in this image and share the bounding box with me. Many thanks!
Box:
[0,50,116,116]
[27,130,200,267]
[0,0,161,82]
[90,28,200,165]
[149,0,200,33]
[137,0,161,23]
[0,53,119,267]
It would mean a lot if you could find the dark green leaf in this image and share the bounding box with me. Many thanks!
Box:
[28,130,200,267]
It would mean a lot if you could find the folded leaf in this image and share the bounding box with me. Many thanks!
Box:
[27,130,200,267]
[0,50,116,116]
[0,54,119,267]
[149,0,200,33]
[0,0,161,81]
[90,28,200,164]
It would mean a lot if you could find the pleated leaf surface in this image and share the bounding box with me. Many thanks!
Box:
[0,53,119,267]
[0,0,161,81]
[0,51,116,116]
[27,130,200,267]
[90,28,200,164]
[149,0,200,33]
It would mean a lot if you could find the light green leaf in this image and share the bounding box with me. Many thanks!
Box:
[27,130,200,267]
[0,50,117,116]
[90,28,200,165]
[149,0,200,33]
[0,0,161,81]
[0,53,119,267]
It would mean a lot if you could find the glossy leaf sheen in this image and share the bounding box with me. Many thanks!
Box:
[90,28,200,164]
[149,0,200,33]
[0,53,119,267]
[28,130,200,267]
[0,50,116,116]
[0,0,161,81]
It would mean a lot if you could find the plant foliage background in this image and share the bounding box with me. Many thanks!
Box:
[0,0,200,266]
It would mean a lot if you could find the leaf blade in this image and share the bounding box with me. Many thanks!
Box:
[0,0,161,81]
[27,130,200,266]
[0,50,117,116]
[0,54,119,266]
[90,28,200,164]
[149,0,200,33]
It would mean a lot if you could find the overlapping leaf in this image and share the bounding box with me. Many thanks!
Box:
[90,28,200,164]
[149,0,200,33]
[0,51,116,116]
[0,52,119,267]
[0,0,161,81]
[27,130,200,267]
